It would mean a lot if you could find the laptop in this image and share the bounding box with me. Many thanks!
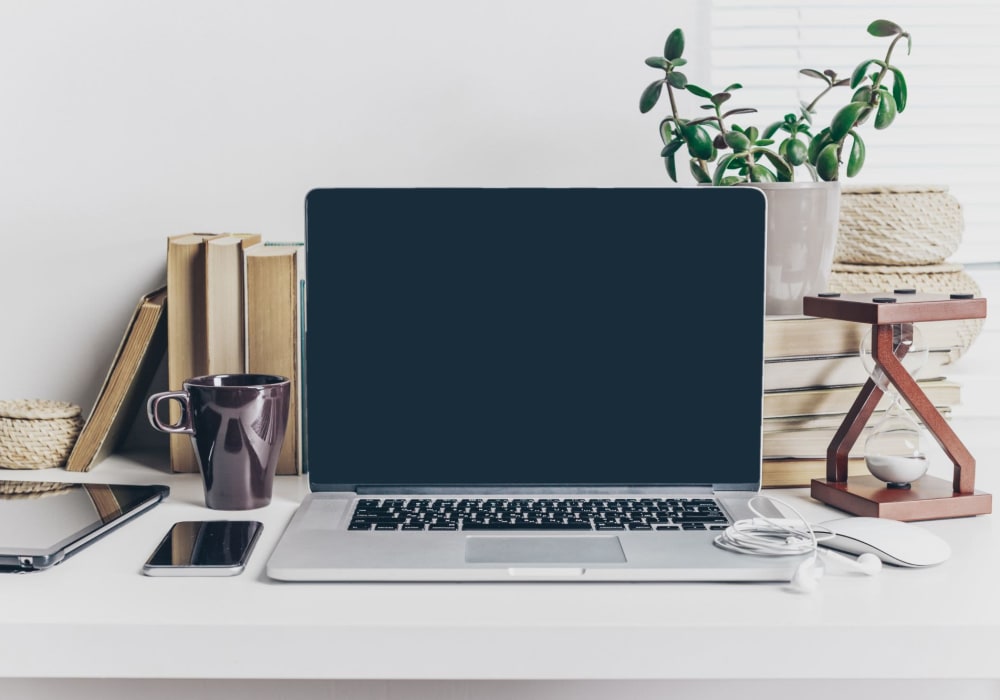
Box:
[266,186,802,582]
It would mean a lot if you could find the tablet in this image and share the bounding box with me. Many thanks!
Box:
[0,481,169,572]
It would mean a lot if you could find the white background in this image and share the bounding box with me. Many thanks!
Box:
[0,0,701,412]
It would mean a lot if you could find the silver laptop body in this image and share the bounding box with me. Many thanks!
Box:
[266,187,802,583]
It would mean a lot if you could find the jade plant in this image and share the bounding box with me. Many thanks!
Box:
[639,19,911,184]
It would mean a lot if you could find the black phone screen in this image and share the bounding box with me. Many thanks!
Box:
[146,520,262,570]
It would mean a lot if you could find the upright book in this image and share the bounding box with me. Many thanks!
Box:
[204,233,262,375]
[166,232,224,473]
[245,241,306,475]
[65,286,168,472]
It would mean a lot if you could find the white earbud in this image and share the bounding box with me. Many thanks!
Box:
[822,549,883,576]
[792,550,882,592]
[791,558,823,593]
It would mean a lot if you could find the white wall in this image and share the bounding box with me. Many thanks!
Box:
[0,0,702,411]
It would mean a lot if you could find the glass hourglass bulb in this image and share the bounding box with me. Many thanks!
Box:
[859,323,930,488]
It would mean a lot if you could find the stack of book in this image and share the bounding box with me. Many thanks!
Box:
[163,233,306,475]
[66,233,306,475]
[761,314,966,488]
[164,233,306,476]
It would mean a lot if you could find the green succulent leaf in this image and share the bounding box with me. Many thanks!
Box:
[846,130,866,177]
[660,139,683,158]
[808,127,831,163]
[664,152,677,182]
[745,126,759,143]
[868,19,903,37]
[763,121,784,139]
[639,80,664,113]
[686,84,713,99]
[664,28,685,60]
[724,83,743,91]
[681,123,714,160]
[757,149,793,181]
[874,89,897,129]
[850,59,885,89]
[800,68,830,83]
[890,67,908,112]
[816,143,841,181]
[749,164,776,183]
[724,131,751,152]
[722,107,757,118]
[852,86,872,104]
[671,58,688,67]
[690,159,711,183]
[711,92,731,106]
[666,71,688,89]
[712,153,736,185]
[658,118,673,145]
[645,56,670,70]
[783,138,808,166]
[830,102,870,142]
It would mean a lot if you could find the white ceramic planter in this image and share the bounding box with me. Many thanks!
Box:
[741,181,842,316]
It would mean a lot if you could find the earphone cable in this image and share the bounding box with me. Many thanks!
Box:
[713,495,834,558]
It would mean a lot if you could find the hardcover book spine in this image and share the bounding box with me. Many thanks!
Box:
[245,243,305,475]
[166,234,214,473]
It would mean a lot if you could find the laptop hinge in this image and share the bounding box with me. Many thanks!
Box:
[350,484,745,495]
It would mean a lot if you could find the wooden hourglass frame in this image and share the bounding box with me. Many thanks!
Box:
[803,291,992,521]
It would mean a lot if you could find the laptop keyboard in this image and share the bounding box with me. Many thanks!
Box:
[348,497,729,532]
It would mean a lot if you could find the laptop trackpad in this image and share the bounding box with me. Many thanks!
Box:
[465,536,626,564]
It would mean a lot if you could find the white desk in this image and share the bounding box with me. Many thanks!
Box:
[1,413,999,699]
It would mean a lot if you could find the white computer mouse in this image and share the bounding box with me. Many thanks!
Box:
[818,516,951,567]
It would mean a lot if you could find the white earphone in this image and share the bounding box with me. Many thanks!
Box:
[714,495,882,593]
[791,549,882,593]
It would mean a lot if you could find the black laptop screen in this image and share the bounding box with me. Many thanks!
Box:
[304,187,766,490]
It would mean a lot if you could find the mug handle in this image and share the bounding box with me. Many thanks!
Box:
[146,391,194,435]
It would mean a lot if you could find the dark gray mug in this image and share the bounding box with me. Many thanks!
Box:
[146,374,291,510]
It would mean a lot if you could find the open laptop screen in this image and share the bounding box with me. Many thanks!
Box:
[304,187,766,491]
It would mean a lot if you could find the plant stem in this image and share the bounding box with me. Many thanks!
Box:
[804,82,837,114]
[869,32,908,99]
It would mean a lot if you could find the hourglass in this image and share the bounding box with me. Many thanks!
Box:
[859,321,929,488]
[803,291,991,521]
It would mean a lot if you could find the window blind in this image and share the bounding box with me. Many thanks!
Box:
[703,0,1000,263]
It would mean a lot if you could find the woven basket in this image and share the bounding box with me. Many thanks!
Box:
[0,399,83,470]
[835,185,963,265]
[828,262,984,361]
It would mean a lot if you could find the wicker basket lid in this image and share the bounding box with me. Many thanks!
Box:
[0,399,82,421]
[841,184,950,195]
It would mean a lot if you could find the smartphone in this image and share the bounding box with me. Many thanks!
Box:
[142,520,263,577]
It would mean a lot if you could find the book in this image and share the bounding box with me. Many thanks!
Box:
[64,286,168,472]
[762,348,954,392]
[166,232,224,473]
[762,457,869,489]
[765,314,970,359]
[245,241,306,475]
[763,406,952,434]
[204,233,262,375]
[761,408,954,459]
[762,378,961,419]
